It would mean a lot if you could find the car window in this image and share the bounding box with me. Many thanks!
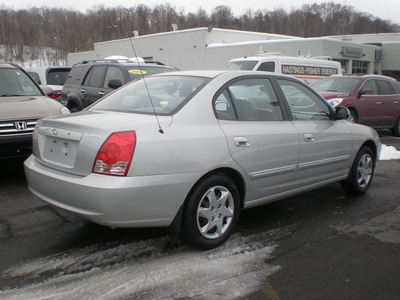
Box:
[125,66,177,81]
[278,79,331,120]
[214,78,283,121]
[83,66,106,88]
[362,80,378,95]
[104,66,126,88]
[393,81,400,94]
[257,62,275,72]
[47,68,70,85]
[313,77,361,93]
[223,61,258,71]
[0,68,42,97]
[28,72,41,84]
[376,80,395,95]
[91,75,209,115]
[65,65,90,85]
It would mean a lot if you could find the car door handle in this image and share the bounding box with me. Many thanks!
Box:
[80,88,85,93]
[233,137,250,147]
[376,101,382,105]
[394,101,399,104]
[304,134,315,143]
[98,91,105,96]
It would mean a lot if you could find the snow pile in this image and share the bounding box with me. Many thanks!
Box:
[379,144,400,160]
[0,231,281,299]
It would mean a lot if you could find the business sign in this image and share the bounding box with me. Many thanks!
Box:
[281,65,338,76]
[341,46,363,58]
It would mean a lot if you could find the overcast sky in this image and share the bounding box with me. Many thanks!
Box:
[2,0,400,24]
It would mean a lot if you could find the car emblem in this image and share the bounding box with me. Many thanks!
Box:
[51,129,58,136]
[15,121,27,131]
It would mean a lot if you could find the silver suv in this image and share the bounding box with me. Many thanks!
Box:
[0,62,70,159]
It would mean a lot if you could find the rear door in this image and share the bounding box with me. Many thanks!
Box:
[276,78,353,188]
[357,79,396,127]
[214,76,300,206]
[81,65,107,108]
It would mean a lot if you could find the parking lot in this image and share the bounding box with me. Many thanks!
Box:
[0,131,399,299]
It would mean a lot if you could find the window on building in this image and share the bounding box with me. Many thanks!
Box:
[352,61,368,75]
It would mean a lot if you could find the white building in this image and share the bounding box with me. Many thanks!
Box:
[67,27,400,80]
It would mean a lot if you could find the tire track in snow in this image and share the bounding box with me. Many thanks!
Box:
[0,228,290,299]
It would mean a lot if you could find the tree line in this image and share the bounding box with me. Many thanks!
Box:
[0,2,399,66]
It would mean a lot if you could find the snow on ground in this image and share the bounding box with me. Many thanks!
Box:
[0,229,284,299]
[380,144,400,160]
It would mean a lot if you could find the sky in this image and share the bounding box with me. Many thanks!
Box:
[2,0,400,24]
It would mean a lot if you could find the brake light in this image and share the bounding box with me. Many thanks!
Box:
[50,92,61,99]
[93,131,136,176]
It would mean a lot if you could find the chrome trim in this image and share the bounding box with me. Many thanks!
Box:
[298,155,350,170]
[249,165,297,180]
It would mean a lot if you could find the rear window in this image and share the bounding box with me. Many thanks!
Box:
[224,61,258,71]
[126,65,177,81]
[91,75,209,115]
[47,68,70,85]
[65,65,90,85]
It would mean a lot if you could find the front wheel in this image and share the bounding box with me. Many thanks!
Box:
[181,174,240,250]
[341,146,375,195]
[391,116,400,137]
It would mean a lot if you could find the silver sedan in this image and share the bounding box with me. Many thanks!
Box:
[24,71,381,250]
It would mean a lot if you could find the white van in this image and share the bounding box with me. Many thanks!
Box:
[224,56,342,85]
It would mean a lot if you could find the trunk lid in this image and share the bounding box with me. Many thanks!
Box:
[34,110,172,176]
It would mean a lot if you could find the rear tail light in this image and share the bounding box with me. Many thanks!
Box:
[93,131,136,176]
[50,93,61,99]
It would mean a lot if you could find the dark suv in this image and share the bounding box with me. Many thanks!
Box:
[62,59,178,112]
[313,74,400,136]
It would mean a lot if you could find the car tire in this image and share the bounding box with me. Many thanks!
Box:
[391,116,400,137]
[348,109,358,123]
[341,146,375,195]
[181,174,240,250]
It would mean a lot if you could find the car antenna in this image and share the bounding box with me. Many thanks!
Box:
[123,19,164,134]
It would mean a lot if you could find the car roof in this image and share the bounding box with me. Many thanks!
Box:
[331,74,397,81]
[0,62,18,69]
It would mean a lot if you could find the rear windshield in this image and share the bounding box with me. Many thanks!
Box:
[126,65,177,81]
[313,77,362,93]
[47,68,71,85]
[224,61,258,71]
[91,75,209,115]
[0,68,42,97]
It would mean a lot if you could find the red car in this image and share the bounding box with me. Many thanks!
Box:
[313,75,400,136]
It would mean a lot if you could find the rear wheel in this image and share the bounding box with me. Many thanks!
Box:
[341,146,375,195]
[181,174,240,250]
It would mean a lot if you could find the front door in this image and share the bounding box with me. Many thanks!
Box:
[276,78,353,188]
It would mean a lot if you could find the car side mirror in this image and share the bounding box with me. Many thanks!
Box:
[334,106,350,120]
[215,102,228,112]
[359,88,373,96]
[108,79,123,89]
[42,86,53,97]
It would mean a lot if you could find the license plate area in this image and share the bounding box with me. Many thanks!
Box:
[41,136,78,167]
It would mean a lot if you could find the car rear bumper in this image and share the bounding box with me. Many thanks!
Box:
[24,155,198,228]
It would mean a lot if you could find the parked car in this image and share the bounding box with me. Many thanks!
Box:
[25,66,71,101]
[61,59,178,112]
[0,62,70,160]
[313,74,400,136]
[24,71,381,250]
